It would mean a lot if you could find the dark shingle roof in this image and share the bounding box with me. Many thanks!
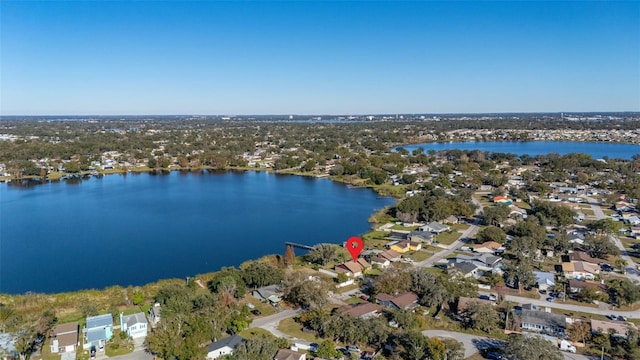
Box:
[206,335,244,352]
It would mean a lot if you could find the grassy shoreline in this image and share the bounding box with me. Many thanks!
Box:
[1,168,403,304]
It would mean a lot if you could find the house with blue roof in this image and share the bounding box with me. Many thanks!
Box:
[83,313,113,350]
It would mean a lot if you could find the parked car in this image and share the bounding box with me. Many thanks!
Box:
[348,345,361,352]
[309,343,318,352]
[539,289,547,295]
[607,314,618,320]
[618,316,628,322]
[90,346,96,360]
[546,297,555,302]
[251,309,261,316]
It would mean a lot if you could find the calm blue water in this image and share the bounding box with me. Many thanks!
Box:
[399,141,640,160]
[0,171,394,294]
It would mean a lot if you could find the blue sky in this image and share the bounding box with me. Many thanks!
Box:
[1,1,638,115]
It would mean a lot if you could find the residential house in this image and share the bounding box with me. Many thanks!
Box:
[519,309,567,336]
[455,253,503,272]
[119,313,148,339]
[206,335,244,359]
[568,251,601,264]
[568,279,606,294]
[334,258,371,277]
[533,271,556,291]
[149,303,162,326]
[407,231,433,244]
[390,240,421,253]
[370,256,390,268]
[377,250,401,262]
[630,226,640,239]
[509,205,527,219]
[419,222,450,234]
[339,302,382,319]
[274,349,306,360]
[624,215,640,226]
[567,232,586,245]
[562,261,600,280]
[0,333,18,360]
[375,292,419,310]
[615,201,635,212]
[591,319,637,338]
[493,196,513,205]
[252,284,282,304]
[473,241,503,254]
[449,262,480,278]
[83,313,113,350]
[444,215,459,224]
[50,322,78,354]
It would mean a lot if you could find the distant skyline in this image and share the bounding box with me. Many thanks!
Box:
[1,1,638,115]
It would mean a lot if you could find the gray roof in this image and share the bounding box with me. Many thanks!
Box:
[408,231,433,241]
[426,221,448,231]
[206,334,244,352]
[453,261,478,274]
[520,309,566,330]
[86,328,108,343]
[124,312,147,328]
[533,271,555,286]
[0,332,17,353]
[86,314,113,329]
[251,285,280,301]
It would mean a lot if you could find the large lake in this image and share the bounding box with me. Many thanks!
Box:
[399,141,640,160]
[0,171,394,294]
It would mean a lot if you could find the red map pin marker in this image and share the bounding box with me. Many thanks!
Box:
[346,236,364,262]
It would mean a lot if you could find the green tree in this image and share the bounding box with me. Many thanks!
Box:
[280,271,330,309]
[304,244,338,266]
[240,261,284,288]
[481,205,510,226]
[231,334,279,360]
[476,226,506,244]
[132,292,144,306]
[316,340,340,359]
[504,334,563,360]
[584,234,620,258]
[464,301,501,333]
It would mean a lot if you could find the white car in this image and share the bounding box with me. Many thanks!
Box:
[347,345,361,352]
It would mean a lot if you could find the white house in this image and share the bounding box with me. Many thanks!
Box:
[149,303,162,325]
[420,221,450,234]
[120,312,148,339]
[206,335,244,359]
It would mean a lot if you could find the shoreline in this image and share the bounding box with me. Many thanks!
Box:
[0,169,399,297]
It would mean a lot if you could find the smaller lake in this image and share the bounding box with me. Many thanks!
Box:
[398,141,640,160]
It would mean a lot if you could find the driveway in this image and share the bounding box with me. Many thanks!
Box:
[585,196,640,283]
[422,330,501,358]
[415,198,483,268]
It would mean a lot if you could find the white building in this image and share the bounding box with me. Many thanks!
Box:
[120,312,148,339]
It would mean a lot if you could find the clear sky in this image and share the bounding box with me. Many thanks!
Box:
[1,1,638,115]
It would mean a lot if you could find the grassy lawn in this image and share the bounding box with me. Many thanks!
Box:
[37,339,61,360]
[105,341,134,357]
[277,317,323,342]
[391,224,417,231]
[243,295,277,317]
[450,223,471,231]
[345,297,365,305]
[410,250,432,262]
[335,283,360,294]
[434,231,460,245]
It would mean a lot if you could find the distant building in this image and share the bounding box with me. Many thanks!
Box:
[120,312,148,339]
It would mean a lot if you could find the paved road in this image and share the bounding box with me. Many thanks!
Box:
[108,350,154,360]
[585,197,640,283]
[422,330,498,358]
[415,198,483,268]
[248,308,311,346]
[495,293,640,318]
[423,330,594,360]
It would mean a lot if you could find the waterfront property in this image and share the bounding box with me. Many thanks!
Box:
[83,314,113,350]
[119,312,148,339]
[50,322,78,354]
